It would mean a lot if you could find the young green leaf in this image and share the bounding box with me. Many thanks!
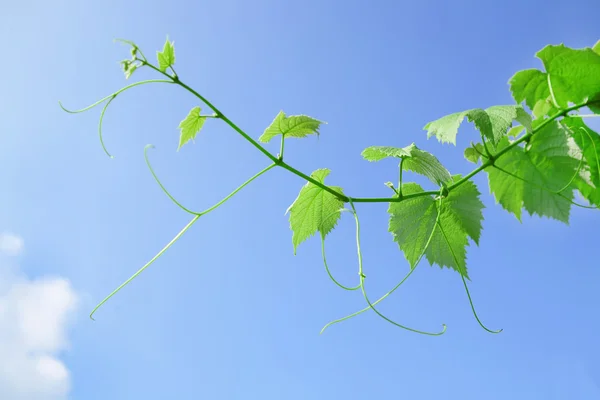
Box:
[507,126,525,139]
[286,169,345,254]
[259,111,324,143]
[178,106,207,150]
[509,44,600,112]
[120,60,139,79]
[423,105,531,146]
[361,143,452,186]
[157,38,175,72]
[464,142,485,164]
[593,40,600,55]
[486,121,579,223]
[387,176,484,277]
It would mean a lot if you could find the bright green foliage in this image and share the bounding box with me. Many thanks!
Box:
[507,126,525,139]
[463,143,485,164]
[486,121,578,223]
[509,44,600,115]
[388,176,484,277]
[361,146,412,160]
[562,117,600,206]
[423,105,531,146]
[178,106,207,150]
[120,59,139,79]
[259,111,324,143]
[63,36,600,334]
[361,143,452,185]
[286,169,345,254]
[157,38,175,72]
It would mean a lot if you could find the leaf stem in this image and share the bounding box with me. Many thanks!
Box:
[398,158,404,197]
[279,136,285,160]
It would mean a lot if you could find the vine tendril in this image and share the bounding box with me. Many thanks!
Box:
[437,221,502,334]
[144,144,276,216]
[89,214,200,320]
[318,208,361,291]
[321,194,445,334]
[98,95,117,158]
[89,150,276,319]
[343,199,447,336]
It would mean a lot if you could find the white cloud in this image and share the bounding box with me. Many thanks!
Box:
[0,232,24,256]
[0,233,78,400]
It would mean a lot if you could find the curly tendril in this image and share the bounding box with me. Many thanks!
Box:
[318,208,361,291]
[59,79,173,157]
[115,38,147,61]
[342,199,447,336]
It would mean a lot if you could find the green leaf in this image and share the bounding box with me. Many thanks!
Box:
[157,38,175,72]
[361,143,452,185]
[258,111,324,143]
[507,126,525,139]
[286,169,345,254]
[178,106,207,150]
[562,117,600,206]
[125,63,138,79]
[423,105,530,146]
[387,176,484,277]
[508,69,550,112]
[486,121,579,223]
[593,40,600,55]
[509,44,600,113]
[120,59,139,79]
[464,142,484,164]
[361,146,412,160]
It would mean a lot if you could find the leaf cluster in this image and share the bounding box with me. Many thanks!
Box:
[61,37,600,335]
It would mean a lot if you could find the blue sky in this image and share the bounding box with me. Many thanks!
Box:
[1,0,599,398]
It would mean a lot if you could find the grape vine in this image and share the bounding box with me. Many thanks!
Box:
[60,37,600,335]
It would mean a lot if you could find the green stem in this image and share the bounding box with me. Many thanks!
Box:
[480,134,493,159]
[69,54,594,206]
[125,60,592,206]
[398,158,404,197]
[279,136,285,160]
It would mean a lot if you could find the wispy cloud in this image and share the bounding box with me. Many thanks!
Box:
[0,233,78,400]
[0,232,24,256]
